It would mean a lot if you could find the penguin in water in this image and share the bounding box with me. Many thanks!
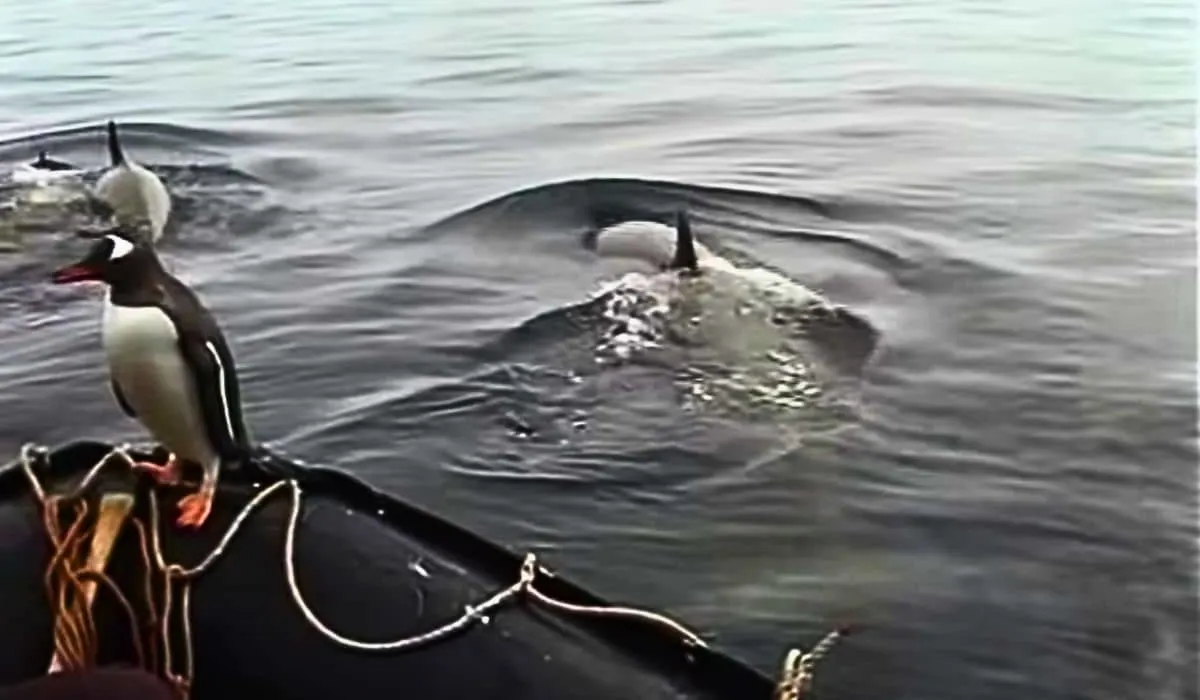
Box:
[50,228,251,528]
[89,121,172,245]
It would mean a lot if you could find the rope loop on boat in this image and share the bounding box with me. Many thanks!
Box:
[20,441,851,699]
[17,441,713,698]
[274,482,710,651]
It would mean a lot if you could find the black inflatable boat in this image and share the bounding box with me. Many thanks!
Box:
[0,440,844,700]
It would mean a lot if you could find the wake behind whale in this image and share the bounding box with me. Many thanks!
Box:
[433,179,885,435]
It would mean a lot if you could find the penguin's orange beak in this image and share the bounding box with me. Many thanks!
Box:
[51,263,102,284]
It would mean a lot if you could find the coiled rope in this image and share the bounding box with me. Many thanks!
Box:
[17,442,848,699]
[20,444,145,674]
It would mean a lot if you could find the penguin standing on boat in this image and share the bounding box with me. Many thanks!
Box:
[89,120,173,245]
[51,229,250,528]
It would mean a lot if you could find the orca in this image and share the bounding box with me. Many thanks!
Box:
[29,150,79,173]
[588,210,836,308]
[9,151,84,187]
[586,209,879,381]
[89,121,172,244]
[588,210,725,275]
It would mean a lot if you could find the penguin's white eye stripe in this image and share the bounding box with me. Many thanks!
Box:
[204,341,237,444]
[106,235,134,261]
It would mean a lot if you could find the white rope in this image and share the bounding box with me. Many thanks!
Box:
[17,440,853,697]
[275,479,710,651]
[18,442,136,504]
[773,628,847,700]
[148,479,290,578]
[25,442,713,655]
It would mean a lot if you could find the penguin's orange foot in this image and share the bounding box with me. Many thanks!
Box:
[132,454,182,486]
[176,488,213,529]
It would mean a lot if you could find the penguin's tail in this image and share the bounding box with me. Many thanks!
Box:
[669,209,699,272]
[106,120,125,166]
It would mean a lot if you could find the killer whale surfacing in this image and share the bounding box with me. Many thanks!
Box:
[0,441,847,700]
[90,121,173,244]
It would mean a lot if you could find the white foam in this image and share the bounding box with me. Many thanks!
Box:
[9,162,84,186]
[586,267,832,419]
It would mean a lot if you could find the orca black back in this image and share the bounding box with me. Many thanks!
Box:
[31,150,77,171]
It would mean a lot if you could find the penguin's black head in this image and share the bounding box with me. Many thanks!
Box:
[51,231,155,286]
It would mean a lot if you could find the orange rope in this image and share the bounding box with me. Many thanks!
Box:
[129,517,161,675]
[75,569,147,668]
[20,445,175,688]
[41,497,98,671]
[37,488,155,675]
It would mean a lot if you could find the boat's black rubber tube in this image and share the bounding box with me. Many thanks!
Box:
[0,441,776,700]
[0,668,177,700]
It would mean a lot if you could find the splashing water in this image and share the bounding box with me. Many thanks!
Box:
[585,268,852,424]
[0,172,95,247]
[591,271,671,364]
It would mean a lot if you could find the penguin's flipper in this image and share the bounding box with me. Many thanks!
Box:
[110,379,137,418]
[175,332,247,463]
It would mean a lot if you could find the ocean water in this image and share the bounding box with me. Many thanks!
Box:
[0,1,1195,698]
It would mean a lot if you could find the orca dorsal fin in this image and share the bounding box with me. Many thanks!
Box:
[106,120,125,166]
[670,210,699,272]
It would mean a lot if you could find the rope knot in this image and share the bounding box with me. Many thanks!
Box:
[518,553,538,589]
[775,648,811,700]
[773,627,849,700]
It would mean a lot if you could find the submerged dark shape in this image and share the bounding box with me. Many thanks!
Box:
[29,151,78,172]
[0,441,784,700]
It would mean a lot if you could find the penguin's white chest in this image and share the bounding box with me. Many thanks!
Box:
[102,299,216,467]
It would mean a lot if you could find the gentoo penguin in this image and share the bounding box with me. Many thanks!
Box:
[89,121,172,245]
[589,210,730,275]
[50,229,250,528]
